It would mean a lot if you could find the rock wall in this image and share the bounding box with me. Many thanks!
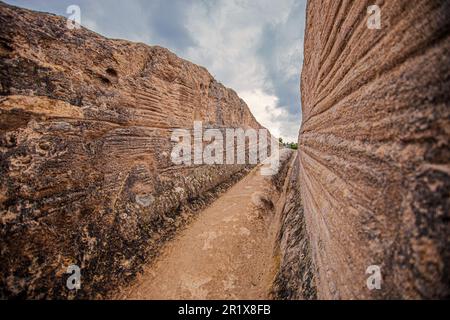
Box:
[272,153,317,300]
[281,0,449,299]
[0,2,265,299]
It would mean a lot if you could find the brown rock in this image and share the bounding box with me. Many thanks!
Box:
[0,2,265,299]
[272,153,317,300]
[277,0,449,299]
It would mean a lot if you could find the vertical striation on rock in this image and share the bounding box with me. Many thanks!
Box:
[0,2,266,299]
[278,0,449,299]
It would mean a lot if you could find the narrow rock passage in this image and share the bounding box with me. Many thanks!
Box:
[116,165,281,300]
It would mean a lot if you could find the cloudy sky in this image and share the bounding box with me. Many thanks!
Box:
[6,0,307,142]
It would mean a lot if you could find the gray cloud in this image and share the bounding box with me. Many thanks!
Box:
[256,1,306,140]
[5,0,306,142]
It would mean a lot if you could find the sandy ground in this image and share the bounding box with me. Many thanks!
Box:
[116,166,280,300]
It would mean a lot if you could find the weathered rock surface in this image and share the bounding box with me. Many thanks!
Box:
[272,154,316,300]
[0,2,265,299]
[276,0,449,299]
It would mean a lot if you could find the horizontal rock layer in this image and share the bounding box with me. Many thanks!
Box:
[293,0,450,299]
[0,2,265,299]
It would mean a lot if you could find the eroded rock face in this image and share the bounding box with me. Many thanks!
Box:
[280,0,449,299]
[272,154,317,300]
[0,2,264,299]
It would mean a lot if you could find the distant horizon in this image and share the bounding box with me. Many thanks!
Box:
[4,0,306,142]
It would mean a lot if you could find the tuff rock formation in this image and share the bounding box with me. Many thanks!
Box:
[2,0,449,301]
[0,2,265,299]
[275,0,450,299]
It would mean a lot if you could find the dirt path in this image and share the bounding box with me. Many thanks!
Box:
[116,165,281,300]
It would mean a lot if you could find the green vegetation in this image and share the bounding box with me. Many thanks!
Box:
[279,138,298,150]
[288,143,298,150]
